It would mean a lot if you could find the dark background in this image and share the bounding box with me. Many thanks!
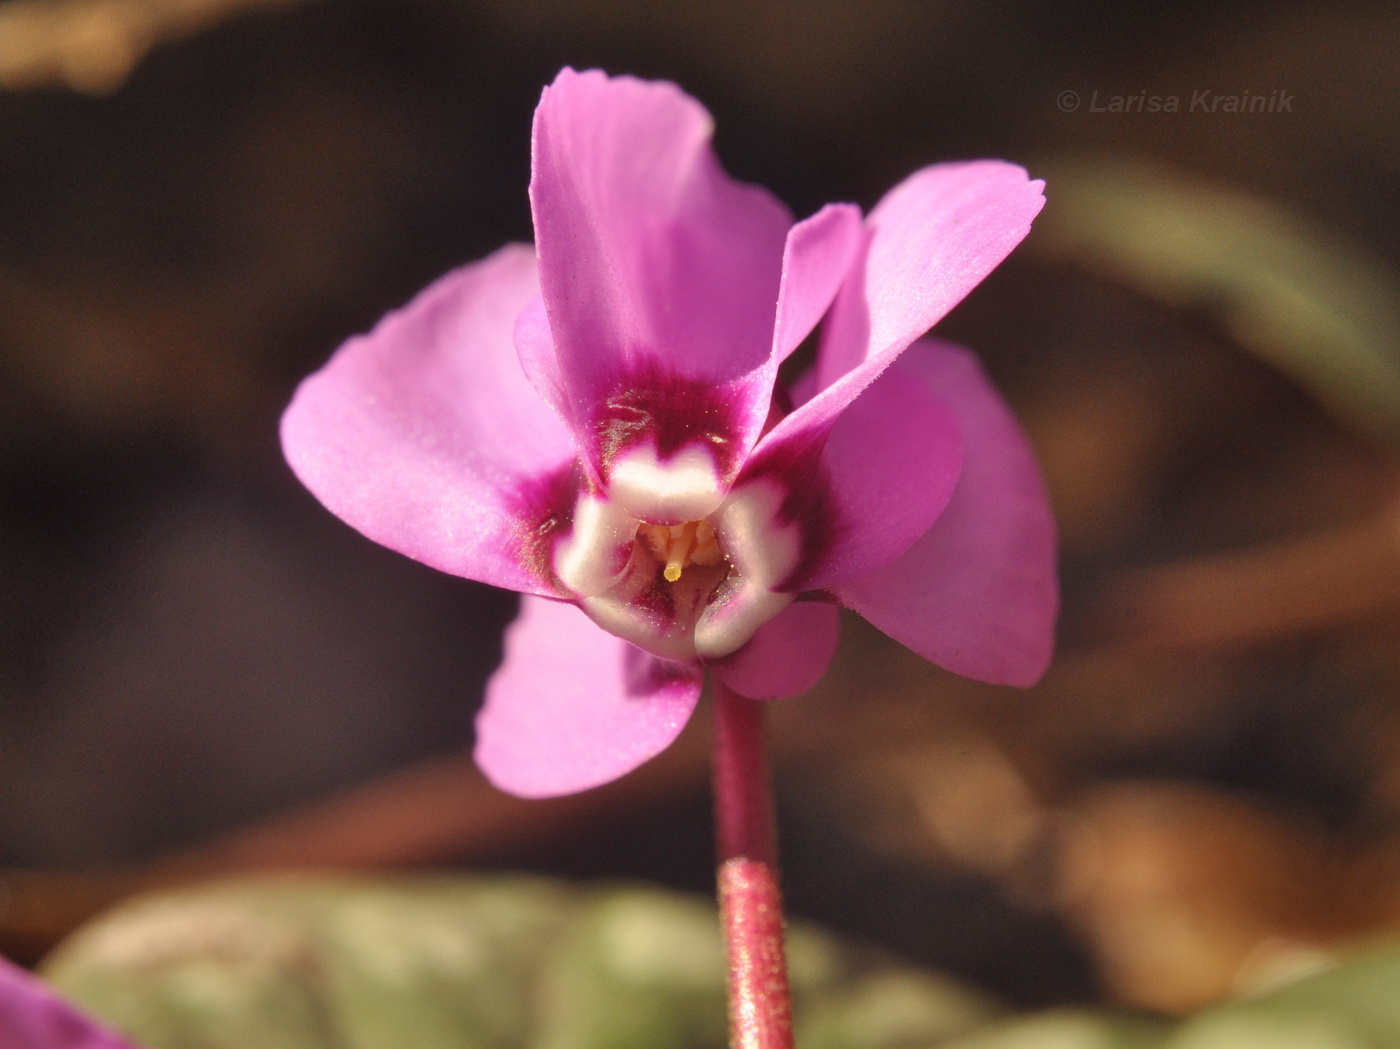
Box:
[3,0,1399,1010]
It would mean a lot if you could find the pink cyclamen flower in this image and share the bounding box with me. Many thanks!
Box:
[282,68,1056,799]
[0,955,142,1049]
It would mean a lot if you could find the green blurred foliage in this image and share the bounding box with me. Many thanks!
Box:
[939,945,1400,1049]
[42,875,999,1049]
[1036,155,1400,448]
[43,875,1400,1048]
[939,1009,1170,1049]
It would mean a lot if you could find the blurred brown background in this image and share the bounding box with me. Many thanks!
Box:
[3,0,1400,1015]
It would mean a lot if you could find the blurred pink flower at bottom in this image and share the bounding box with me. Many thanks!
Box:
[0,956,144,1049]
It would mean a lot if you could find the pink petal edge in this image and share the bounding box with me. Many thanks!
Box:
[743,348,964,593]
[0,956,143,1049]
[818,160,1047,388]
[772,203,864,364]
[281,245,577,597]
[834,340,1058,687]
[764,162,1044,476]
[707,600,841,700]
[475,596,704,797]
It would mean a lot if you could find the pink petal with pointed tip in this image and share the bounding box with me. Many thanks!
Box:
[475,596,704,797]
[818,161,1046,388]
[281,245,578,597]
[768,163,1043,475]
[834,340,1057,687]
[0,957,143,1049]
[773,203,864,363]
[708,600,841,699]
[743,350,963,593]
[530,68,793,478]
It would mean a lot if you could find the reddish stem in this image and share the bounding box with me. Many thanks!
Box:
[713,681,794,1049]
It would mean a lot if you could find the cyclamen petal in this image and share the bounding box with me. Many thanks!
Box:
[0,956,144,1049]
[281,245,575,597]
[530,67,793,485]
[772,203,865,364]
[741,347,965,594]
[707,600,841,700]
[833,340,1058,687]
[284,67,1055,798]
[476,596,703,797]
[817,161,1047,391]
[766,162,1045,478]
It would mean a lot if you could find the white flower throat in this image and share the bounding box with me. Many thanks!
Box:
[553,445,800,662]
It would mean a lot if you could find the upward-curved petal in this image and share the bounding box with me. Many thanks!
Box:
[776,163,1044,470]
[817,161,1046,388]
[281,245,578,597]
[772,203,865,364]
[529,68,793,485]
[833,339,1058,687]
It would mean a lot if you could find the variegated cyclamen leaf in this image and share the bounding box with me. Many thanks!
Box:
[937,942,1400,1049]
[40,876,1000,1049]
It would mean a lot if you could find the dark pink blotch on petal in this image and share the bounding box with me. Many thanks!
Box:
[529,68,793,476]
[743,350,964,593]
[281,245,577,597]
[834,340,1057,687]
[475,596,704,797]
[0,956,144,1049]
[708,601,841,700]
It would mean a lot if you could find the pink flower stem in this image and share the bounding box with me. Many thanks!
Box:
[713,680,795,1049]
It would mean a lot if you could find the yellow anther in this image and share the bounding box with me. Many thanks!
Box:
[639,519,720,583]
[663,525,695,582]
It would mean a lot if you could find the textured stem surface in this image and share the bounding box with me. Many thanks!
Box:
[713,681,794,1049]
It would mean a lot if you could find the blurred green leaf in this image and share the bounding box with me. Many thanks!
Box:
[1035,154,1400,447]
[937,944,1400,1049]
[43,877,574,1049]
[50,874,1400,1048]
[939,1009,1170,1049]
[41,875,1000,1049]
[1164,945,1400,1049]
[799,970,1012,1049]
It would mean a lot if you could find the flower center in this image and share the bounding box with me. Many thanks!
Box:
[552,448,800,663]
[638,519,724,582]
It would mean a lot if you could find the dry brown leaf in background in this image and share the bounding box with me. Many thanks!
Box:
[1056,782,1400,1012]
[0,0,304,93]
